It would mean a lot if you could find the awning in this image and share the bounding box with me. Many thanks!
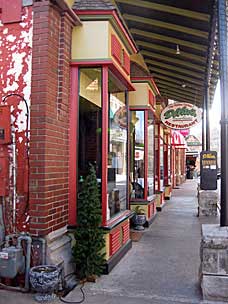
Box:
[115,0,219,108]
[171,130,187,148]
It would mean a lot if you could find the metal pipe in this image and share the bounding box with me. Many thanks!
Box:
[202,103,205,151]
[12,132,17,232]
[205,85,210,151]
[5,234,18,247]
[218,0,228,226]
[17,234,32,291]
[0,200,5,246]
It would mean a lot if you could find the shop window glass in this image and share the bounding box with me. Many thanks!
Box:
[78,68,102,197]
[148,111,154,196]
[168,145,171,184]
[107,72,128,220]
[160,138,164,188]
[130,111,145,199]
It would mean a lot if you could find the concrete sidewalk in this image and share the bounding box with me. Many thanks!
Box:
[0,181,220,304]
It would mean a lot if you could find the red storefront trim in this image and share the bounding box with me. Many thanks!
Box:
[144,110,148,199]
[102,66,109,225]
[164,134,169,186]
[69,66,79,225]
[71,60,135,91]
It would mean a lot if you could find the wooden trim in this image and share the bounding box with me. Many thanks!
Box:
[136,40,206,63]
[71,59,113,66]
[102,66,109,226]
[150,67,204,85]
[146,59,204,79]
[141,50,205,72]
[153,74,203,90]
[69,66,79,225]
[71,60,135,91]
[116,0,210,22]
[130,28,207,51]
[123,14,208,38]
[144,110,148,199]
[155,79,204,95]
[158,84,203,99]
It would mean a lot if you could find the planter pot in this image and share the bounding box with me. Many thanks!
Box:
[132,214,146,231]
[29,265,60,302]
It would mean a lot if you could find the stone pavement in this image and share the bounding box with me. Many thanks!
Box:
[0,180,221,304]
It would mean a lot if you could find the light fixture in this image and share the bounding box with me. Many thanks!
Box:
[176,44,180,55]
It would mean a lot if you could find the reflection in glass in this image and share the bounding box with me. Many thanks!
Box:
[78,68,102,199]
[130,111,145,199]
[148,111,154,196]
[160,138,164,188]
[168,145,171,184]
[107,72,128,220]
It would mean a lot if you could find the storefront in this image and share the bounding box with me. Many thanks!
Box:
[171,131,187,186]
[69,8,138,272]
[129,62,159,226]
[154,100,167,210]
[163,129,172,200]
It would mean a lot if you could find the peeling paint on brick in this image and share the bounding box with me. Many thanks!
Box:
[0,6,33,233]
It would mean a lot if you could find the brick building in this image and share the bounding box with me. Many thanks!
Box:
[0,0,182,279]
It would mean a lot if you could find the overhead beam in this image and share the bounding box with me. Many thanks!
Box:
[159,87,199,101]
[159,90,202,105]
[130,29,208,51]
[123,14,208,38]
[146,59,204,79]
[149,67,204,85]
[157,83,202,99]
[137,40,206,63]
[142,51,205,72]
[116,0,210,22]
[155,79,204,95]
[153,73,203,89]
[159,91,198,104]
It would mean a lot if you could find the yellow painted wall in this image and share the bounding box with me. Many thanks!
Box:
[72,21,109,60]
[129,82,149,107]
[130,53,149,73]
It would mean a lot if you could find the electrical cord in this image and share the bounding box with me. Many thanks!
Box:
[59,282,85,304]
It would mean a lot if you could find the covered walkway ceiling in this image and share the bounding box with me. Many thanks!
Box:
[115,0,219,108]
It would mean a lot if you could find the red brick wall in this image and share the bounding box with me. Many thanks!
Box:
[29,0,74,236]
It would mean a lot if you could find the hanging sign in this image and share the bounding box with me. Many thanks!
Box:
[160,102,202,130]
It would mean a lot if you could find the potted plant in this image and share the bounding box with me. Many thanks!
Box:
[72,164,106,281]
[132,206,147,231]
[29,265,60,302]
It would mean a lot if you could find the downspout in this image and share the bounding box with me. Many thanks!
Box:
[12,132,17,232]
[17,234,32,291]
[217,0,228,226]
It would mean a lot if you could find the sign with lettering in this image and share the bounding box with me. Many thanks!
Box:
[161,102,202,130]
[200,151,217,190]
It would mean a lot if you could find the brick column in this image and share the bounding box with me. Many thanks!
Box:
[29,0,75,236]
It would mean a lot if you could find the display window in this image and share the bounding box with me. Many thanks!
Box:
[147,110,155,196]
[78,67,102,189]
[130,110,145,199]
[107,72,128,220]
[129,109,155,199]
[160,138,164,189]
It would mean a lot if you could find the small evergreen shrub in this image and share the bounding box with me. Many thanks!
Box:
[72,164,105,280]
